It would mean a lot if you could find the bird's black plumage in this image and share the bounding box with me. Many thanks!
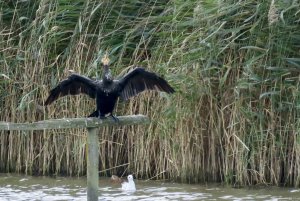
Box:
[45,59,175,119]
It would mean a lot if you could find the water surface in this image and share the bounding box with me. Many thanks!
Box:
[0,173,299,200]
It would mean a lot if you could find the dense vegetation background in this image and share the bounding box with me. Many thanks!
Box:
[1,0,300,186]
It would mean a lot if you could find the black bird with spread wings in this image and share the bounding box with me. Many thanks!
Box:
[45,55,175,120]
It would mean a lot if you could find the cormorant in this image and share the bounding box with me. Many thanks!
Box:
[45,55,175,120]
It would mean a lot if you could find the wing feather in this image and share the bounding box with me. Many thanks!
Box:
[45,74,97,105]
[118,68,175,101]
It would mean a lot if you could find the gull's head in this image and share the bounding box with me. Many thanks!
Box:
[127,175,134,181]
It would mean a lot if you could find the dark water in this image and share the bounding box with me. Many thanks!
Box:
[0,173,299,200]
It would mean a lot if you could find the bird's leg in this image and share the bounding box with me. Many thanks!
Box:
[109,114,119,122]
[88,110,106,119]
[98,111,106,119]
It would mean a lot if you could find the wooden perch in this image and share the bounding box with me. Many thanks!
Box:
[0,114,149,201]
[0,115,149,130]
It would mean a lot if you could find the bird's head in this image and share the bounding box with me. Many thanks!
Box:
[127,175,134,181]
[101,53,113,81]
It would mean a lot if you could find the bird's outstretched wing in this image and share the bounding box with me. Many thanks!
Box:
[118,67,175,101]
[45,74,97,105]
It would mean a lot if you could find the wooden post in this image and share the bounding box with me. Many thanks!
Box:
[87,127,99,201]
[0,115,149,200]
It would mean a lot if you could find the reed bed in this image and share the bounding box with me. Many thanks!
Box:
[1,0,300,187]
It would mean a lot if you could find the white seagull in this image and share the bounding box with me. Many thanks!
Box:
[121,175,136,191]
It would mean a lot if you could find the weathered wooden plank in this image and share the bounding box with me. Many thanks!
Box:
[0,114,149,200]
[0,115,149,130]
[87,127,99,201]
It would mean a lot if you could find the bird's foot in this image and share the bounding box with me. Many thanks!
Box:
[88,111,107,120]
[109,114,119,122]
[89,111,119,122]
[99,115,106,119]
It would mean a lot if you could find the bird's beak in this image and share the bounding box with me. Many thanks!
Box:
[101,54,110,66]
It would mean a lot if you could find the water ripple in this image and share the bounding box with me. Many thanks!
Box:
[0,174,299,201]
